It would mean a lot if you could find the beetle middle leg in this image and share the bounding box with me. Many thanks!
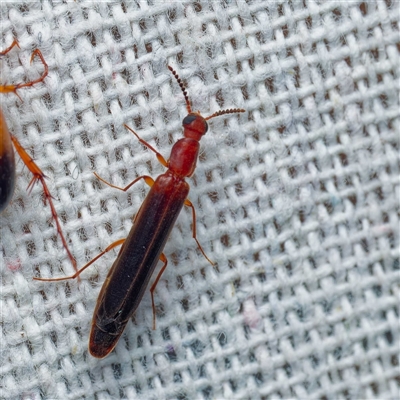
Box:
[11,136,77,271]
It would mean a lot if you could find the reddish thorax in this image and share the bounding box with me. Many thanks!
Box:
[168,113,208,178]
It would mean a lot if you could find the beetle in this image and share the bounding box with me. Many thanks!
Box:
[35,65,244,358]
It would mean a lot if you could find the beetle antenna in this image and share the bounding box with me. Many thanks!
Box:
[205,108,245,120]
[168,65,192,114]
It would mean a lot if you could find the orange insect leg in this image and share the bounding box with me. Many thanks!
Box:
[1,42,75,271]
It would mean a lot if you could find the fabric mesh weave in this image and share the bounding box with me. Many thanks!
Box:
[0,1,399,399]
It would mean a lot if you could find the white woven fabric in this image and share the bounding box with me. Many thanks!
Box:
[1,1,399,399]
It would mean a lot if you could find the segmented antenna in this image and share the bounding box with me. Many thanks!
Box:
[168,65,245,119]
[205,108,245,121]
[168,65,192,114]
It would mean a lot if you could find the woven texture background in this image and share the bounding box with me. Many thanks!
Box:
[1,1,399,399]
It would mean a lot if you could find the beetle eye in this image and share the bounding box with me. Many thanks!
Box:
[204,121,208,133]
[182,114,197,126]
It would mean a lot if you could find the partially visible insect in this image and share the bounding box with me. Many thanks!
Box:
[0,39,76,271]
[35,65,245,358]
